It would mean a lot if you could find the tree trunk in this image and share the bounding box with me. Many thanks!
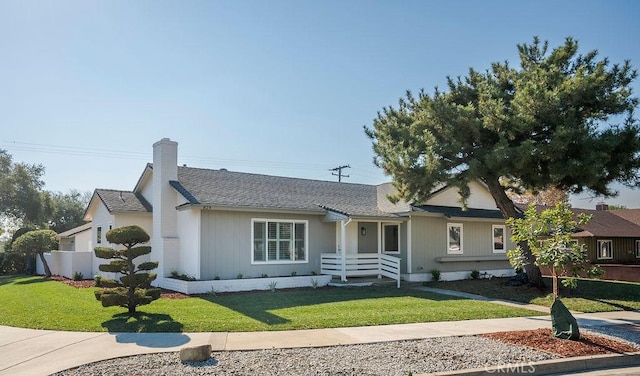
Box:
[485,179,546,288]
[127,247,136,315]
[38,252,51,278]
[552,269,559,300]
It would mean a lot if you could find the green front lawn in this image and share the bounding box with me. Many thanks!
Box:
[0,276,541,332]
[428,277,640,313]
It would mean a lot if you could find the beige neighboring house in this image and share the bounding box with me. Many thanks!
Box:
[40,138,518,293]
[58,223,92,252]
[36,223,94,279]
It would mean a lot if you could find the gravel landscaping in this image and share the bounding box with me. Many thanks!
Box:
[54,335,557,376]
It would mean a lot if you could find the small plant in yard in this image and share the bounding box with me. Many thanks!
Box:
[73,271,84,281]
[94,225,160,315]
[310,278,319,289]
[169,270,196,281]
[261,273,268,278]
[430,269,441,282]
[208,286,218,297]
[93,274,102,287]
[311,270,317,276]
[290,271,297,277]
[268,281,277,292]
[470,270,480,280]
[214,276,220,280]
[236,273,243,279]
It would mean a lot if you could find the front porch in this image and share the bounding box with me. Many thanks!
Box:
[320,252,401,287]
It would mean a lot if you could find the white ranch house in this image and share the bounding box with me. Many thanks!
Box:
[38,138,516,292]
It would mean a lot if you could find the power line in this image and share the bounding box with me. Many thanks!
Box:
[330,165,350,182]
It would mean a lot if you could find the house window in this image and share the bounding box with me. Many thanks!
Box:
[492,225,506,253]
[597,240,613,260]
[252,219,308,264]
[96,226,102,244]
[447,223,463,254]
[383,224,400,254]
[636,240,640,258]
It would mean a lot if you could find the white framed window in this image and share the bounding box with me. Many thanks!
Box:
[96,226,102,244]
[597,240,613,260]
[447,223,463,254]
[635,240,640,258]
[252,219,308,264]
[383,224,400,254]
[492,225,506,253]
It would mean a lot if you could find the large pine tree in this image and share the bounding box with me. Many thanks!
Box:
[366,37,640,287]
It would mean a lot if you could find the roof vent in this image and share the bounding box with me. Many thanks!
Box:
[596,202,609,211]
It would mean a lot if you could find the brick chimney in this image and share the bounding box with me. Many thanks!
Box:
[596,202,609,211]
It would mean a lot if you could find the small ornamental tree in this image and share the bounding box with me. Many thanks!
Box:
[507,203,603,300]
[12,229,58,277]
[94,225,160,314]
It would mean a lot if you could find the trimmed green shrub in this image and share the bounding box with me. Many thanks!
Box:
[93,225,159,315]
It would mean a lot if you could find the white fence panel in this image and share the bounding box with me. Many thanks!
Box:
[321,253,401,288]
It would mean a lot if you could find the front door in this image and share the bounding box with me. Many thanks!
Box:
[383,224,399,253]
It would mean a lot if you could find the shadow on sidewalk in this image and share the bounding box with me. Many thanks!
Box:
[101,312,190,348]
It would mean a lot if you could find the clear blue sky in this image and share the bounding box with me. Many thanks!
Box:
[1,0,639,208]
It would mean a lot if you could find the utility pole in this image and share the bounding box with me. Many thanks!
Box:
[330,165,350,182]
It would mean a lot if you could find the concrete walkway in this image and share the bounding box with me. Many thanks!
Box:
[1,294,639,375]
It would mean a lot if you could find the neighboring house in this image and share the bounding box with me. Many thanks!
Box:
[58,223,92,252]
[36,223,93,279]
[571,205,640,264]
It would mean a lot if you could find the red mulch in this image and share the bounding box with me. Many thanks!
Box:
[482,328,639,357]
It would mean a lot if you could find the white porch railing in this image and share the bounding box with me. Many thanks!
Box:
[320,253,401,288]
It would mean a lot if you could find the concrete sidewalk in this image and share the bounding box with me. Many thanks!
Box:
[1,310,639,376]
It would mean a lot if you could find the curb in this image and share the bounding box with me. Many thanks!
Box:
[417,352,640,376]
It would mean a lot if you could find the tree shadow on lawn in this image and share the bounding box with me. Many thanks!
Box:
[198,286,461,327]
[5,275,50,286]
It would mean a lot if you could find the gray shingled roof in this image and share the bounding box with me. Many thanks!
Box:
[95,189,152,213]
[173,166,399,217]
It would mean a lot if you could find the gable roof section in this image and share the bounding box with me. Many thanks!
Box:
[95,189,153,214]
[572,207,640,238]
[609,209,640,227]
[58,222,92,238]
[412,205,505,219]
[173,166,398,217]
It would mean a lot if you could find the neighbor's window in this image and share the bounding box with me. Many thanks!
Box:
[636,240,640,258]
[447,223,463,254]
[597,240,613,260]
[96,226,102,244]
[252,219,308,264]
[492,225,506,253]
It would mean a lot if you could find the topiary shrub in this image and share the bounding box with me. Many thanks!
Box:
[73,271,84,281]
[470,270,480,280]
[93,225,159,315]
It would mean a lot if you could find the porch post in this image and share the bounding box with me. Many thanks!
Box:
[377,221,382,279]
[407,219,412,276]
[341,220,347,282]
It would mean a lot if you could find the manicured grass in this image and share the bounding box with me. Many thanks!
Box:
[428,277,640,313]
[0,276,541,333]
